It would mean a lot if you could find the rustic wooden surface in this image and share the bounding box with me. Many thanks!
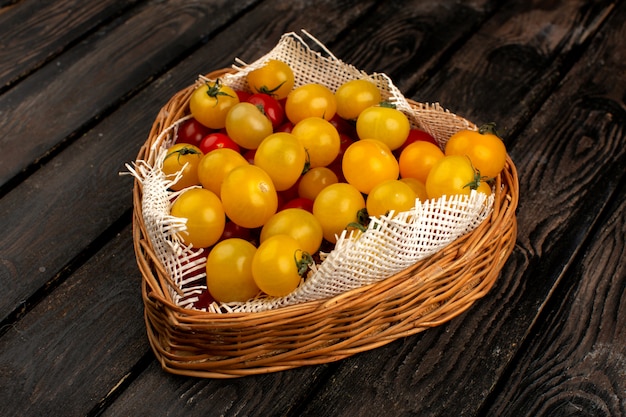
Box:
[1,0,624,416]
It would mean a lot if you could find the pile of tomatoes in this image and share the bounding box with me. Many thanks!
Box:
[161,59,507,306]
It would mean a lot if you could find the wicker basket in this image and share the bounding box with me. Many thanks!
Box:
[132,68,519,378]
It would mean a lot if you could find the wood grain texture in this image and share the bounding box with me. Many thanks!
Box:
[0,0,623,416]
[290,0,625,416]
[484,3,626,415]
[0,226,148,416]
[0,0,259,320]
[486,183,626,416]
[0,0,259,188]
[0,0,143,88]
[414,0,618,132]
[323,0,498,93]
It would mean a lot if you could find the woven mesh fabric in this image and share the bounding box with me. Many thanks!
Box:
[130,32,494,314]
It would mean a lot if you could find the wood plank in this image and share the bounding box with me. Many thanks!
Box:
[0,225,150,416]
[485,184,626,416]
[414,0,619,132]
[322,0,502,92]
[291,0,624,416]
[0,0,143,88]
[482,2,626,414]
[0,0,384,415]
[0,0,260,189]
[0,0,259,321]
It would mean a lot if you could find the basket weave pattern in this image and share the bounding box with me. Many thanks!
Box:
[132,101,518,378]
[131,34,519,378]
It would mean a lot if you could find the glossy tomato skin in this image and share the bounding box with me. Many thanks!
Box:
[291,117,341,168]
[247,60,295,100]
[425,155,478,200]
[170,188,225,248]
[199,132,240,154]
[328,113,356,137]
[334,79,382,120]
[260,208,323,255]
[220,220,255,243]
[176,118,212,146]
[197,148,248,197]
[225,102,273,150]
[356,105,410,150]
[221,164,278,229]
[366,179,417,218]
[161,143,204,191]
[275,121,294,133]
[252,235,304,297]
[398,140,445,184]
[298,166,338,201]
[189,80,240,129]
[235,90,252,102]
[254,132,307,191]
[313,182,366,243]
[342,139,399,194]
[445,126,507,178]
[285,83,337,124]
[206,238,260,303]
[247,93,285,128]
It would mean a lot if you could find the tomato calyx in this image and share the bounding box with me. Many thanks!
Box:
[165,145,202,163]
[379,101,397,109]
[346,208,371,232]
[478,122,501,138]
[258,80,287,97]
[295,250,314,276]
[462,156,494,191]
[205,78,235,104]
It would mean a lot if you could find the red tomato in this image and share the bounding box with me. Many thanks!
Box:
[242,148,256,164]
[176,118,212,146]
[220,220,255,242]
[281,197,314,213]
[396,128,439,155]
[247,93,285,128]
[235,90,252,102]
[328,113,357,138]
[276,121,294,133]
[199,132,240,154]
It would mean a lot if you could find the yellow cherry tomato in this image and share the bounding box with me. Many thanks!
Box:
[221,165,278,228]
[161,143,204,191]
[313,182,366,243]
[342,139,399,194]
[206,238,260,303]
[254,132,307,191]
[291,117,341,167]
[335,79,381,120]
[445,123,507,178]
[197,148,248,197]
[260,208,323,254]
[356,105,410,150]
[252,235,308,297]
[425,155,479,200]
[285,83,337,124]
[170,188,225,248]
[247,60,295,100]
[398,140,444,184]
[189,79,239,129]
[366,179,417,218]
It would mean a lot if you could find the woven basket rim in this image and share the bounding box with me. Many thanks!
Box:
[130,67,519,377]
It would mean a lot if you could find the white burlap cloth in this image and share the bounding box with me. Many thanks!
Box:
[128,31,493,314]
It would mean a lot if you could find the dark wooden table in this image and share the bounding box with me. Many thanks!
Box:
[1,1,624,416]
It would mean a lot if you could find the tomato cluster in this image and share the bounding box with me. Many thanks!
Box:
[162,60,507,306]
